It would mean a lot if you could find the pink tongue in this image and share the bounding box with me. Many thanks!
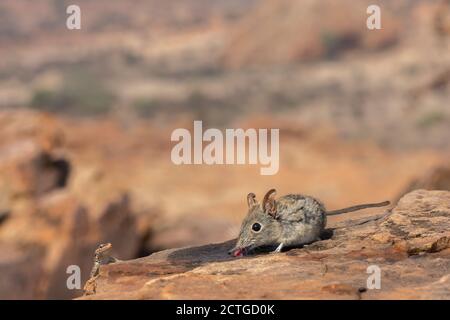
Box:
[233,249,243,257]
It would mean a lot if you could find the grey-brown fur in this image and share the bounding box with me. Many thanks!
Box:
[229,189,390,256]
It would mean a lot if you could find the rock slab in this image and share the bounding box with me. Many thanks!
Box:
[81,189,450,299]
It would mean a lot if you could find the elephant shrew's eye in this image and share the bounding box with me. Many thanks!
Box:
[252,223,262,232]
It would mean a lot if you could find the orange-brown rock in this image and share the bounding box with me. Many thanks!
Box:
[398,164,450,201]
[0,111,144,299]
[0,111,66,209]
[0,243,45,299]
[0,188,142,299]
[81,190,450,299]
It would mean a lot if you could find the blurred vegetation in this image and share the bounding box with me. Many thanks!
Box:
[321,31,359,59]
[30,70,116,116]
[131,90,239,125]
[132,98,166,118]
[416,111,446,129]
[185,90,238,125]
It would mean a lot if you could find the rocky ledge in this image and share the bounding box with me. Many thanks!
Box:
[80,190,450,299]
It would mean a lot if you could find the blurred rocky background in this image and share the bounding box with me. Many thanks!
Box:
[0,0,448,299]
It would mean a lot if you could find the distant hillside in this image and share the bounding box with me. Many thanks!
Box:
[221,0,443,67]
[0,0,259,42]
